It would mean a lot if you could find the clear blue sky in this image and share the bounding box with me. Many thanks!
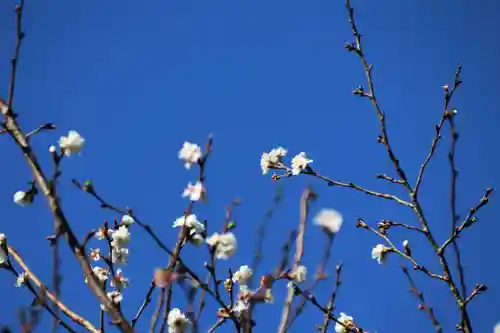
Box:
[1,0,499,332]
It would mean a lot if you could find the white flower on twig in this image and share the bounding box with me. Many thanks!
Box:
[167,308,191,333]
[290,265,307,284]
[15,272,27,287]
[372,244,390,264]
[206,232,237,260]
[182,181,204,201]
[13,191,32,207]
[90,248,101,261]
[291,152,313,175]
[111,247,129,264]
[335,312,355,333]
[179,142,202,170]
[121,215,135,226]
[260,146,287,175]
[232,265,253,285]
[314,209,343,234]
[86,266,109,283]
[58,130,85,157]
[101,290,123,311]
[111,226,130,248]
[173,214,205,233]
[95,227,111,240]
[110,268,130,290]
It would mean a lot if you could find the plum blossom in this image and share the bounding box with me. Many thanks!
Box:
[15,272,27,287]
[260,146,287,175]
[494,322,500,333]
[335,312,355,333]
[167,308,191,333]
[101,291,123,311]
[179,142,202,170]
[58,130,85,157]
[206,232,237,260]
[49,145,57,153]
[121,215,135,226]
[182,181,204,201]
[111,247,129,264]
[232,265,253,285]
[90,248,101,261]
[13,190,32,207]
[291,152,313,175]
[314,209,343,234]
[372,244,390,264]
[111,226,130,248]
[86,266,109,283]
[110,268,130,290]
[95,227,112,240]
[290,265,307,284]
[173,214,205,233]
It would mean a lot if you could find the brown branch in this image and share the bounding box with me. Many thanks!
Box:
[8,246,100,333]
[320,264,343,333]
[1,2,131,329]
[150,288,165,333]
[286,232,334,329]
[344,2,475,331]
[249,184,284,288]
[413,66,462,197]
[291,284,364,333]
[401,265,442,333]
[131,282,156,328]
[159,286,173,333]
[439,188,493,253]
[277,187,316,333]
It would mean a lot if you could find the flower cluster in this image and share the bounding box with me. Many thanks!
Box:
[260,146,313,176]
[88,215,134,310]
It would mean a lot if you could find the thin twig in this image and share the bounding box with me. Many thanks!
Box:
[277,187,316,333]
[8,246,100,333]
[320,264,343,333]
[150,288,165,333]
[401,265,442,333]
[132,283,156,328]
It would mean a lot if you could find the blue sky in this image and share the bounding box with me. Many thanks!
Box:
[1,0,499,332]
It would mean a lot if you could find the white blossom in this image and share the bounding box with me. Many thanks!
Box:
[233,300,250,314]
[190,233,204,247]
[58,130,85,157]
[111,226,130,248]
[335,312,355,333]
[232,265,253,285]
[173,214,205,233]
[111,247,129,264]
[494,322,500,333]
[179,142,202,170]
[403,240,409,247]
[206,232,237,260]
[291,265,307,284]
[121,215,135,226]
[372,244,390,264]
[0,234,7,265]
[101,290,123,311]
[260,146,287,175]
[291,152,313,175]
[15,272,27,287]
[314,209,343,234]
[49,145,57,153]
[13,191,32,207]
[86,266,109,283]
[110,268,130,290]
[90,248,101,261]
[167,308,191,333]
[95,227,111,240]
[182,181,204,201]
